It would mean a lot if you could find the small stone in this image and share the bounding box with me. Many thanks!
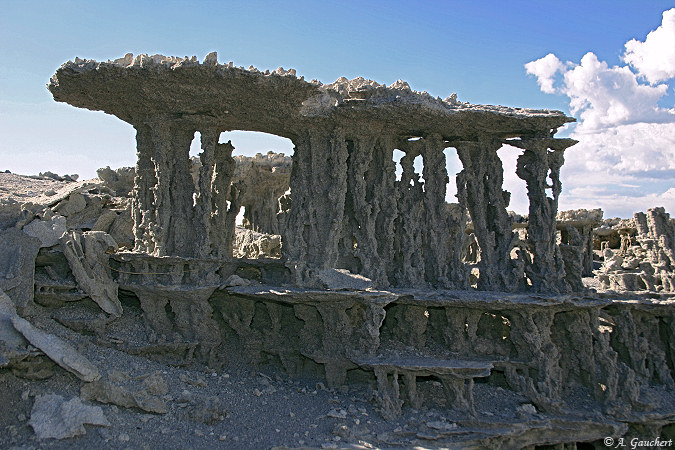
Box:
[17,414,26,422]
[194,429,204,437]
[518,403,537,415]
[327,408,347,419]
[21,390,30,401]
[99,428,112,441]
[219,434,227,441]
[426,420,458,431]
[118,433,130,442]
[253,388,263,397]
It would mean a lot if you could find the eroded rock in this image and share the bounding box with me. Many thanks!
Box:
[60,231,122,317]
[80,370,168,414]
[29,394,109,440]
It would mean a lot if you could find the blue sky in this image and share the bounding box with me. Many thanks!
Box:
[1,1,674,217]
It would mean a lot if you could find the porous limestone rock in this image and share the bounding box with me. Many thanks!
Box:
[49,53,576,292]
[81,370,169,414]
[234,152,292,235]
[60,231,122,317]
[9,311,100,382]
[0,289,54,379]
[96,166,135,197]
[557,208,603,277]
[23,215,67,248]
[598,208,675,292]
[29,394,109,440]
[0,228,41,311]
[232,227,282,259]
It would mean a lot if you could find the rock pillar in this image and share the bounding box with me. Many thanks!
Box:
[340,133,397,287]
[512,138,575,293]
[392,143,426,286]
[131,121,196,257]
[420,135,466,288]
[194,129,244,259]
[282,127,349,286]
[455,140,518,291]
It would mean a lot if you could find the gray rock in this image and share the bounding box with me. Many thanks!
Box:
[22,215,67,248]
[223,274,251,287]
[54,192,87,217]
[81,371,168,414]
[316,269,372,291]
[60,231,122,317]
[91,210,118,233]
[96,166,135,197]
[0,228,41,311]
[29,394,109,439]
[8,309,100,382]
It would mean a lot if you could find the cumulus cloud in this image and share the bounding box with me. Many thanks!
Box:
[526,52,673,131]
[523,8,675,217]
[623,8,675,84]
[562,53,672,130]
[524,53,564,94]
[570,122,675,174]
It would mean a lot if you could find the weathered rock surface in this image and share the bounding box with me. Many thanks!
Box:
[23,215,67,248]
[81,370,168,414]
[96,166,135,197]
[0,53,661,448]
[0,289,100,382]
[232,226,281,259]
[60,231,122,316]
[597,208,675,292]
[0,228,41,311]
[29,394,109,439]
[49,53,577,293]
[234,152,291,235]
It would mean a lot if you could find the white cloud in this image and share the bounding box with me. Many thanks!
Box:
[524,53,564,94]
[623,8,675,84]
[526,52,673,131]
[524,8,675,217]
[569,122,675,174]
[563,53,672,130]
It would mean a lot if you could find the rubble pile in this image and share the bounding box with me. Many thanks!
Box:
[597,207,675,292]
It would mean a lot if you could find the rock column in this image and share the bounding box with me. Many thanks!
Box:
[282,127,349,286]
[341,132,396,286]
[421,135,466,288]
[131,121,197,257]
[455,140,518,291]
[513,139,574,293]
[392,143,426,286]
